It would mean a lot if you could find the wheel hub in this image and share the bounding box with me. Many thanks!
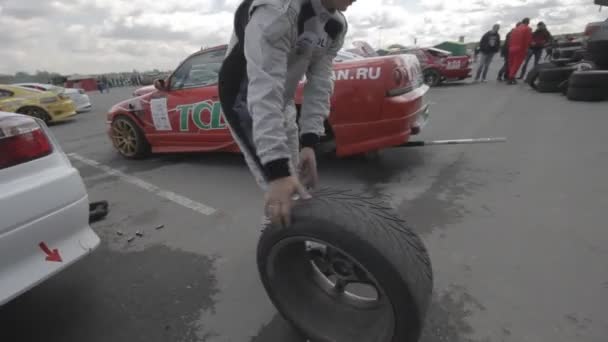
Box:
[265,237,396,341]
[112,120,138,156]
[331,258,353,277]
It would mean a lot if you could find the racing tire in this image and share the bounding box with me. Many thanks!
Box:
[568,70,608,88]
[110,115,150,159]
[17,106,51,124]
[536,81,563,93]
[566,86,608,102]
[89,201,109,223]
[257,188,434,342]
[588,40,608,68]
[525,62,558,89]
[537,66,576,83]
[560,80,570,96]
[423,68,441,87]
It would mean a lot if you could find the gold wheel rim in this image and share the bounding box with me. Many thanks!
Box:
[112,120,138,156]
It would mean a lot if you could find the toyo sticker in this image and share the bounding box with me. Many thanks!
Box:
[177,100,226,131]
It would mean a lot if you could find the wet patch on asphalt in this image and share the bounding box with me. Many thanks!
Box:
[421,285,490,342]
[397,154,487,235]
[319,148,426,186]
[0,243,219,342]
[245,285,491,342]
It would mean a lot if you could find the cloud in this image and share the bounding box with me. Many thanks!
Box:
[0,0,605,75]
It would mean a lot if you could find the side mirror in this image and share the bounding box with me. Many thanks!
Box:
[154,78,169,92]
[594,0,608,5]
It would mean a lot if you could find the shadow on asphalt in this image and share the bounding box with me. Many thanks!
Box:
[435,81,474,88]
[99,147,427,187]
[48,118,78,127]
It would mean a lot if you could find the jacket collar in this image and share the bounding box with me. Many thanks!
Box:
[310,0,334,23]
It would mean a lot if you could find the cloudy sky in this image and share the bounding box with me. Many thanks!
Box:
[0,0,605,75]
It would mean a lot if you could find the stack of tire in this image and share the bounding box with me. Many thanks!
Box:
[526,27,608,102]
[527,63,608,102]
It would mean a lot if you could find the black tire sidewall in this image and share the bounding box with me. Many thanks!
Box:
[536,81,562,93]
[423,68,441,87]
[588,40,608,66]
[257,191,433,342]
[18,106,51,123]
[526,63,558,89]
[538,66,576,83]
[567,86,608,101]
[568,71,608,88]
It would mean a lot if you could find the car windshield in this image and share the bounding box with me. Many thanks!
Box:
[170,48,226,90]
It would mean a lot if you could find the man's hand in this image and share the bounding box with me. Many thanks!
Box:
[265,176,311,228]
[298,147,319,189]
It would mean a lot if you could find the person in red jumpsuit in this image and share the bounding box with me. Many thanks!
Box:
[507,17,533,84]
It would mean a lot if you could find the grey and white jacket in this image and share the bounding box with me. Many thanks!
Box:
[218,0,347,183]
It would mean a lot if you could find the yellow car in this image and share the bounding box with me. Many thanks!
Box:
[0,84,77,124]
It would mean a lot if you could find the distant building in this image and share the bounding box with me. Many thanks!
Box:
[64,75,98,92]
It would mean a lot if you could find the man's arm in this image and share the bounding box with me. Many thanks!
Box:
[299,32,345,148]
[244,4,295,180]
[479,32,488,50]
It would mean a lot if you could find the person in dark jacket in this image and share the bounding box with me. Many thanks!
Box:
[474,24,501,82]
[498,22,520,81]
[518,21,553,78]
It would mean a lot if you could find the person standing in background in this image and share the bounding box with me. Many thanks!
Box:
[498,22,520,82]
[518,21,553,79]
[474,24,501,83]
[507,18,533,84]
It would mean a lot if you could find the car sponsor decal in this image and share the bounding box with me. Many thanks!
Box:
[177,100,226,131]
[150,97,172,130]
[446,60,462,70]
[332,67,381,81]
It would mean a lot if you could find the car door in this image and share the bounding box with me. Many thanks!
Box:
[145,47,233,151]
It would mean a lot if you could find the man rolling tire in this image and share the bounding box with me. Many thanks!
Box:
[218,0,434,341]
[218,0,351,223]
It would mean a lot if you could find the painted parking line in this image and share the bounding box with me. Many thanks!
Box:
[67,153,218,216]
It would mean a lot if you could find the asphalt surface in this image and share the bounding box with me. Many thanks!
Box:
[1,59,608,342]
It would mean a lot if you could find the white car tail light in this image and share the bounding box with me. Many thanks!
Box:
[0,115,53,170]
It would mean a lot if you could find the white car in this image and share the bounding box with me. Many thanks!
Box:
[14,83,92,113]
[0,111,100,305]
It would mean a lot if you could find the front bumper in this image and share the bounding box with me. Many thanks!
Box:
[411,102,431,135]
[0,195,100,306]
[76,103,92,112]
[47,100,78,121]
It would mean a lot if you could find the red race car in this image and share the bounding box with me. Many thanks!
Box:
[391,47,472,87]
[107,45,431,159]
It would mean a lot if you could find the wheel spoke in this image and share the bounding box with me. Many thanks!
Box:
[334,278,347,293]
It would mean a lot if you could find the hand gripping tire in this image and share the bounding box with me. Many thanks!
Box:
[257,188,434,342]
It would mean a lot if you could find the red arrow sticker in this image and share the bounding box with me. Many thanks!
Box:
[39,242,63,263]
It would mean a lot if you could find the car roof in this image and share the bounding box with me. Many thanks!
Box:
[1,84,46,93]
[0,110,27,120]
[427,47,453,55]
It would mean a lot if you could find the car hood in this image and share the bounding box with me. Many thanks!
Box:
[133,85,156,97]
